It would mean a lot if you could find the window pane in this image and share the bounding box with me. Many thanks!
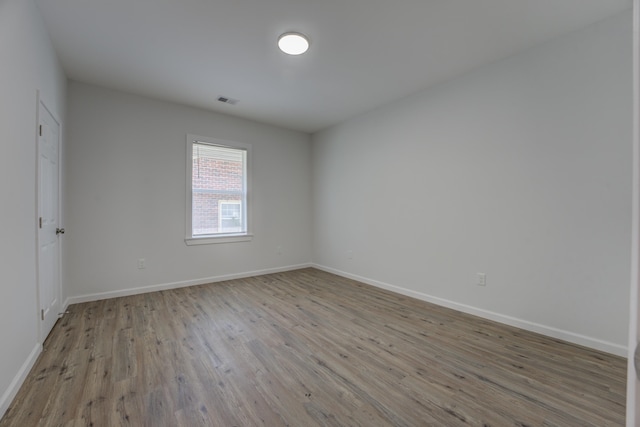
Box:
[219,201,242,233]
[192,142,246,236]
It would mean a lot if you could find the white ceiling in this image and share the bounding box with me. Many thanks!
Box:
[36,0,631,133]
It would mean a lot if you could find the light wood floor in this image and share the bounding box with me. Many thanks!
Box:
[0,268,626,426]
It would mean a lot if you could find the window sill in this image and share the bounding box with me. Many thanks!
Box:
[185,234,253,246]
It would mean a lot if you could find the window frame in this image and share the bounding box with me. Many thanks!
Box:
[185,134,252,245]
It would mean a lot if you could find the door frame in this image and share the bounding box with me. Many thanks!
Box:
[35,90,63,343]
[628,1,640,425]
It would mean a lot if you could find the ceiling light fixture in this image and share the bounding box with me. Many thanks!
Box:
[278,32,310,55]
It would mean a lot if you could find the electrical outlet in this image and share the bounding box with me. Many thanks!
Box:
[138,258,146,269]
[347,250,353,260]
[477,273,486,286]
[276,245,282,255]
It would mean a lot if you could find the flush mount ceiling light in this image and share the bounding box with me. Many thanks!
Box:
[278,32,309,55]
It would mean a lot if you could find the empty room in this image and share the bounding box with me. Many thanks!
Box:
[1,0,638,425]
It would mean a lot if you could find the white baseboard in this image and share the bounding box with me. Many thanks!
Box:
[312,264,627,358]
[60,262,627,357]
[0,343,42,420]
[63,263,313,310]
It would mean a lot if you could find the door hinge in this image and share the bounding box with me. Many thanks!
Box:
[39,125,42,136]
[41,309,44,321]
[39,217,42,229]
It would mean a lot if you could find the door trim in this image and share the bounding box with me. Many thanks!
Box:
[628,1,640,425]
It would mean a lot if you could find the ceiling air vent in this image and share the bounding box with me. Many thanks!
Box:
[217,96,238,105]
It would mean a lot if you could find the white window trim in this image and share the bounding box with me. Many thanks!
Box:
[185,134,253,245]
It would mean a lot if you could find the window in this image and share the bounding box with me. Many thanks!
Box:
[218,200,242,232]
[186,134,251,245]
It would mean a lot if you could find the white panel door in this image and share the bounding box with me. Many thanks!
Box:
[37,99,61,341]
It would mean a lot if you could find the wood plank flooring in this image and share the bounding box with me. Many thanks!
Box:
[0,268,626,426]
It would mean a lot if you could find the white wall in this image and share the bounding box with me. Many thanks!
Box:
[65,82,312,302]
[312,12,632,355]
[0,0,67,416]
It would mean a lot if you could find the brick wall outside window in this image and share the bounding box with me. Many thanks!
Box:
[192,155,243,235]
